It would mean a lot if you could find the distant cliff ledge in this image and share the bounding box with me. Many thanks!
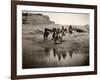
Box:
[22,13,55,25]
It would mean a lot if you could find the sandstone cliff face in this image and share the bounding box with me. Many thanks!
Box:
[22,13,55,25]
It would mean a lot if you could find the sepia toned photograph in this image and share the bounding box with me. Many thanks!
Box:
[22,11,90,69]
[11,1,97,79]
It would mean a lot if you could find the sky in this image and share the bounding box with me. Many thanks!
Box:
[43,12,89,25]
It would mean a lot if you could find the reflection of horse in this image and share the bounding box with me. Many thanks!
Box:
[52,48,75,61]
[53,49,67,61]
[69,50,73,58]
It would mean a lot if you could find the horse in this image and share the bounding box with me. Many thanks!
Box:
[69,25,73,34]
[43,28,52,40]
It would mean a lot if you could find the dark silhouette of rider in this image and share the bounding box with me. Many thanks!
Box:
[69,25,73,34]
[61,26,65,36]
[44,28,49,40]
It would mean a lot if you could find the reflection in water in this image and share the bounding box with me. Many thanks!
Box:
[44,48,49,55]
[53,49,67,61]
[69,50,73,58]
[23,45,89,69]
[22,33,89,69]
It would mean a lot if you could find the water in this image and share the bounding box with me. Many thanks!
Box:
[22,39,89,69]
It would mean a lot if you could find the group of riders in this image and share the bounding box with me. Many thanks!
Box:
[43,25,73,44]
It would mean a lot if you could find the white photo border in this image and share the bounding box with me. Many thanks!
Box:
[17,5,94,76]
